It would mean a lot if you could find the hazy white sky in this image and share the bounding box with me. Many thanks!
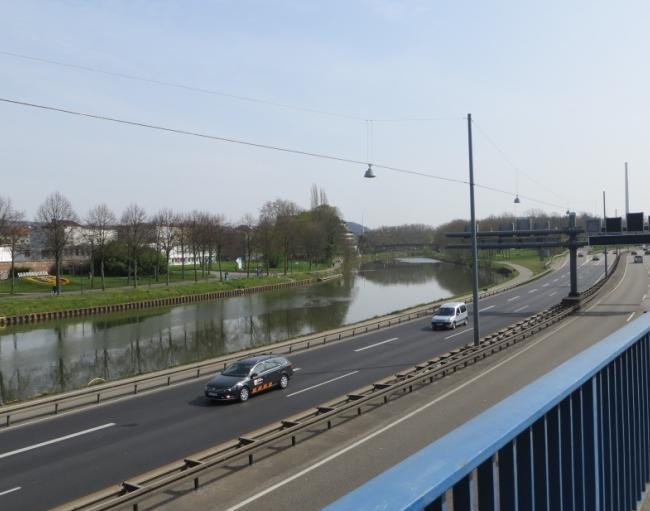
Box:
[1,0,648,227]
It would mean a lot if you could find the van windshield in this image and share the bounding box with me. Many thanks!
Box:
[437,307,455,316]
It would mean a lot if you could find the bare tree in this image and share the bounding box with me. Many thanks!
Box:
[1,203,27,294]
[36,192,77,295]
[239,214,256,277]
[155,208,179,286]
[0,196,10,232]
[120,204,149,288]
[176,213,190,280]
[86,204,116,291]
[260,199,301,274]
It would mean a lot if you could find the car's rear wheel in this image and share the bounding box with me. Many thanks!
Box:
[239,386,250,402]
[279,374,289,389]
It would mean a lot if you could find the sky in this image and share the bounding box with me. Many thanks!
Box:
[1,0,649,228]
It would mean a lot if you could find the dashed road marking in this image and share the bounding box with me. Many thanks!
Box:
[445,328,473,340]
[0,487,21,497]
[549,291,558,297]
[542,283,549,287]
[354,337,399,352]
[514,305,529,313]
[528,289,538,294]
[286,371,358,398]
[627,312,635,322]
[0,423,115,460]
[479,305,495,312]
[507,296,520,302]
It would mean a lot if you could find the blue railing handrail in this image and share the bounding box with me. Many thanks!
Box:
[324,313,650,511]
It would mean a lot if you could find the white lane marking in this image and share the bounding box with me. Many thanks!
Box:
[507,296,520,302]
[542,283,549,287]
[286,371,358,398]
[549,291,558,297]
[223,283,605,511]
[0,487,21,497]
[514,305,529,313]
[553,278,558,282]
[293,367,302,372]
[643,295,647,301]
[0,423,115,460]
[528,289,538,294]
[479,305,495,312]
[627,312,635,322]
[444,328,473,340]
[354,337,399,352]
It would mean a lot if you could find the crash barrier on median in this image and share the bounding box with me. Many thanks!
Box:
[59,257,621,511]
[326,312,650,511]
[2,255,584,429]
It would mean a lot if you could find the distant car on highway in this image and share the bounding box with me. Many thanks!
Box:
[645,250,650,255]
[631,251,637,255]
[592,255,600,261]
[432,302,468,330]
[204,355,294,402]
[634,255,644,263]
[578,252,584,257]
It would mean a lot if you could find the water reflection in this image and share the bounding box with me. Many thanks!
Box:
[0,258,506,401]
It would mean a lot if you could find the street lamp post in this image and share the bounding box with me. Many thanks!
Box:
[467,114,480,346]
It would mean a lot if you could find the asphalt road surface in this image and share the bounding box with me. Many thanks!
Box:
[0,255,613,510]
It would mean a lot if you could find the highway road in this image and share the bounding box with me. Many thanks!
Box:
[0,255,613,510]
[174,252,649,511]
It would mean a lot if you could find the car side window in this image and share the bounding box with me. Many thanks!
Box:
[456,307,460,315]
[251,363,264,376]
[460,305,467,313]
[260,360,275,373]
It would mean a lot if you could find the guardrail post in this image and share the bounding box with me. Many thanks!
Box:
[134,384,138,395]
[5,415,9,427]
[97,393,100,403]
[54,403,58,414]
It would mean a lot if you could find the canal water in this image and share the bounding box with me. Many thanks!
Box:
[0,257,507,401]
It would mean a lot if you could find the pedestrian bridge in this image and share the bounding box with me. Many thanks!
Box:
[325,313,650,511]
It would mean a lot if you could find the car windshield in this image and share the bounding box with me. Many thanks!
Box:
[437,307,455,316]
[222,362,254,377]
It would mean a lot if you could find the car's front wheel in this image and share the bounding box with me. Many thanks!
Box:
[451,321,456,330]
[239,386,250,402]
[279,374,289,389]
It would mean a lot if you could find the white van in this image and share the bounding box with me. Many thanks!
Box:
[431,302,469,330]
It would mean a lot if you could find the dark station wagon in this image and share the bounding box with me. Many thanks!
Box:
[204,355,294,402]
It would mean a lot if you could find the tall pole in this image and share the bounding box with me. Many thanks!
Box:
[467,114,480,346]
[625,162,629,218]
[603,191,608,278]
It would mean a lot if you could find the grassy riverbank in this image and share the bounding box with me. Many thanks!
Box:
[0,273,320,317]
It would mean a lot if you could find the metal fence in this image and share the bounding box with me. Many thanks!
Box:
[325,313,650,511]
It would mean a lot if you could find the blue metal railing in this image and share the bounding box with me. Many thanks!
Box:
[325,314,650,511]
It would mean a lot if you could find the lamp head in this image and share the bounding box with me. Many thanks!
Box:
[514,195,521,204]
[364,164,376,178]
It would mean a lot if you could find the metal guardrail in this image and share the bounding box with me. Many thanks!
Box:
[326,293,649,511]
[0,261,553,429]
[60,255,620,511]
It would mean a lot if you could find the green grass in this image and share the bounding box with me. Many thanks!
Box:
[488,249,552,275]
[0,273,320,317]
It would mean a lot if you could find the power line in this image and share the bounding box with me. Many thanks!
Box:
[471,120,570,207]
[0,96,566,209]
[0,49,460,124]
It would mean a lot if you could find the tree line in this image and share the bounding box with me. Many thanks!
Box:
[361,210,598,255]
[0,187,346,295]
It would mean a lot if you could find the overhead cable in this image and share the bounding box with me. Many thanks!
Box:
[0,97,566,210]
